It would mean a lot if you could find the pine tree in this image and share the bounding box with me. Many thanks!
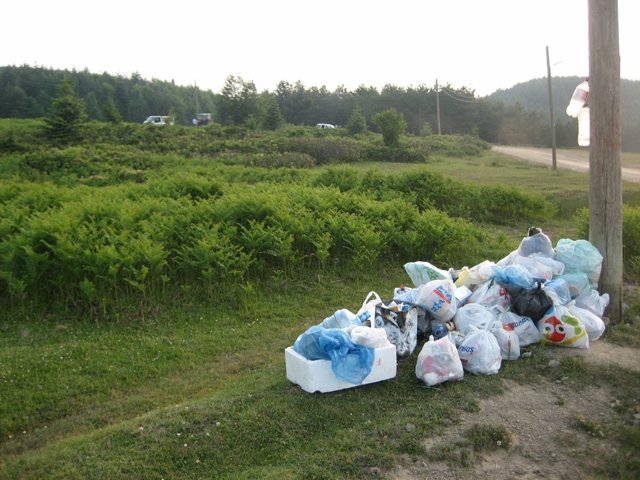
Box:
[346,105,366,135]
[44,78,87,143]
[262,96,284,130]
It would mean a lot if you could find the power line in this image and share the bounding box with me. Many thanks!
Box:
[440,88,478,103]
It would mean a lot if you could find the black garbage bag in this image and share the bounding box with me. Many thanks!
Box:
[510,283,553,323]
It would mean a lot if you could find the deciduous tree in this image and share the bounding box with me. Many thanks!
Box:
[373,108,406,146]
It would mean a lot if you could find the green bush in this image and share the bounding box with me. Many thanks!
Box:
[423,134,490,156]
[0,176,514,309]
[219,151,316,168]
[280,136,363,164]
[575,206,640,278]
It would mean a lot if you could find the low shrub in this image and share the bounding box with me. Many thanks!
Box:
[575,205,640,279]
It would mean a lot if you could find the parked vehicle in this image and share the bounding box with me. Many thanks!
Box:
[315,123,335,129]
[196,113,213,126]
[143,115,173,126]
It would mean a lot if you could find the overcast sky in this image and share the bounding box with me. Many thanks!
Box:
[2,0,638,96]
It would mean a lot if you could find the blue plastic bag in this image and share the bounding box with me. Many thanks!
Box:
[293,326,375,384]
[543,278,572,305]
[491,264,536,294]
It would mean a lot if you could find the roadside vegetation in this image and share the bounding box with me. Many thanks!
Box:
[1,118,639,479]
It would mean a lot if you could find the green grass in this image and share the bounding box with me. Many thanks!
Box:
[3,280,639,479]
[2,127,640,478]
[0,267,502,479]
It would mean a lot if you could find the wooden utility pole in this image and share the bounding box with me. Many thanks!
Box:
[545,46,557,170]
[435,78,441,135]
[588,0,622,323]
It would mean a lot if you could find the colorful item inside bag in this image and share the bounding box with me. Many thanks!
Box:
[489,320,521,360]
[498,311,540,347]
[539,305,589,349]
[415,335,464,386]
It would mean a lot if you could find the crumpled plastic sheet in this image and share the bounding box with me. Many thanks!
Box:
[293,326,375,384]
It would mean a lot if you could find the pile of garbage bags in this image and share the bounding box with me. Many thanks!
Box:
[292,228,609,388]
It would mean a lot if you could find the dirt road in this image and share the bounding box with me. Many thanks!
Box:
[492,145,640,183]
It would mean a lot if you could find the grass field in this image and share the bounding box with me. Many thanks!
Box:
[1,128,639,479]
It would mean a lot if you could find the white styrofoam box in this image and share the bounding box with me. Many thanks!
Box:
[285,344,397,393]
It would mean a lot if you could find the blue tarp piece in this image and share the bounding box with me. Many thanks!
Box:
[293,326,375,384]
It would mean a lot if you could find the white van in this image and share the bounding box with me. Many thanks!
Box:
[315,123,335,129]
[143,116,173,126]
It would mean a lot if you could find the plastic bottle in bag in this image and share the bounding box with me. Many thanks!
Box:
[578,107,590,146]
[566,79,589,117]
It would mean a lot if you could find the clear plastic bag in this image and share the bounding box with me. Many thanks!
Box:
[518,232,555,258]
[554,271,591,299]
[453,303,496,335]
[415,335,464,386]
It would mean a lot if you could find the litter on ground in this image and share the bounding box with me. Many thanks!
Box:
[286,228,610,393]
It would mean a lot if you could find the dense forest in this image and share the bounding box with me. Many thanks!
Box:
[1,65,639,151]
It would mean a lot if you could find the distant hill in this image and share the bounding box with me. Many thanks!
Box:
[489,76,640,152]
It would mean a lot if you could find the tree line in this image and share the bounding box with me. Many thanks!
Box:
[2,64,633,150]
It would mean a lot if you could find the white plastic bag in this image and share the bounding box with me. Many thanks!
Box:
[489,320,520,360]
[517,232,555,258]
[467,279,511,310]
[454,260,495,288]
[567,303,606,342]
[458,327,502,375]
[510,254,564,281]
[453,303,496,335]
[575,289,610,317]
[415,335,464,386]
[356,291,385,324]
[321,309,358,329]
[539,304,589,348]
[498,311,540,347]
[350,325,391,348]
[415,279,457,322]
[404,261,452,287]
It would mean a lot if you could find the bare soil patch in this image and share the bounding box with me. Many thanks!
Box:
[390,340,639,479]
